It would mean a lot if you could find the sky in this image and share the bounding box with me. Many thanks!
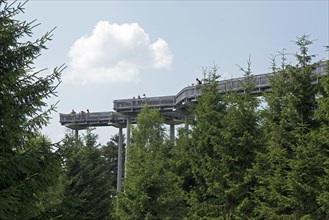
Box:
[16,0,329,144]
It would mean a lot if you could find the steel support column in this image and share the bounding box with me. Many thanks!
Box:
[75,129,79,147]
[117,127,123,192]
[185,117,189,133]
[125,118,131,178]
[170,124,175,142]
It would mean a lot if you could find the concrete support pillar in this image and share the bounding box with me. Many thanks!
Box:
[170,124,175,142]
[125,118,131,178]
[117,127,123,192]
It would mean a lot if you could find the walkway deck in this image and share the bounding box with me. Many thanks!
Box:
[59,111,128,129]
[113,61,327,112]
[60,61,327,129]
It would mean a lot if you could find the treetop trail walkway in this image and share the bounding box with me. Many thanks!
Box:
[60,61,326,133]
[59,61,327,192]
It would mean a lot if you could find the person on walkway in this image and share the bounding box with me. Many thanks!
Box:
[142,94,147,104]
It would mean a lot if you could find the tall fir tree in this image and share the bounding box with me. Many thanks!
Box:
[189,62,263,218]
[252,35,320,218]
[188,66,228,217]
[0,1,64,218]
[315,56,329,217]
[170,127,195,217]
[56,129,116,219]
[220,58,264,218]
[115,105,186,219]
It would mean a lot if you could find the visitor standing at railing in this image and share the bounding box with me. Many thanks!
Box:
[137,95,142,105]
[132,96,136,106]
[143,94,147,104]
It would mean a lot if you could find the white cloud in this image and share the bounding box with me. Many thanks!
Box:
[64,21,173,85]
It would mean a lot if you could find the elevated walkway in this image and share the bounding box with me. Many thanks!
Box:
[60,61,327,128]
[59,111,128,129]
[59,109,186,129]
[113,61,327,113]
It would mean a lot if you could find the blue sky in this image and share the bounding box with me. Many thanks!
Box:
[18,0,329,144]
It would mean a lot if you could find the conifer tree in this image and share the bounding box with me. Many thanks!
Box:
[220,58,264,218]
[189,62,263,218]
[57,129,116,219]
[315,57,329,217]
[252,35,320,218]
[115,106,186,219]
[171,127,194,216]
[188,66,228,217]
[0,1,64,218]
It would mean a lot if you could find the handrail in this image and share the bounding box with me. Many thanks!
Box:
[113,95,176,111]
[60,61,327,127]
[59,111,114,125]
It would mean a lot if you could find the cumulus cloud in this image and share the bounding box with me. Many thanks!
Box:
[64,21,172,85]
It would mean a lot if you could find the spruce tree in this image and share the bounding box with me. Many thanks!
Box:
[309,55,329,218]
[59,130,116,219]
[115,105,186,219]
[188,66,228,217]
[0,1,64,218]
[170,127,194,217]
[220,58,264,218]
[189,62,263,218]
[252,35,320,218]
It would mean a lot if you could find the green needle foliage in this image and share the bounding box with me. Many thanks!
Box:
[188,61,263,218]
[115,105,186,219]
[55,130,117,219]
[221,58,264,218]
[188,66,228,217]
[311,52,329,218]
[1,0,328,218]
[251,35,325,219]
[0,0,64,218]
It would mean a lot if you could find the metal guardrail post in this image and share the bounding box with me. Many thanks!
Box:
[75,129,79,147]
[170,124,175,142]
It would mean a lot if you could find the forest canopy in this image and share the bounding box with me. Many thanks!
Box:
[0,0,328,219]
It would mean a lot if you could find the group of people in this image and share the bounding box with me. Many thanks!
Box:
[132,94,147,105]
[132,94,146,100]
[71,109,90,114]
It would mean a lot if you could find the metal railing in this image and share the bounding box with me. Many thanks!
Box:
[60,62,327,127]
[174,61,327,106]
[113,96,176,111]
[112,61,327,112]
[59,111,115,125]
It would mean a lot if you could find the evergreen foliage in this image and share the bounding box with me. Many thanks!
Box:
[188,66,228,217]
[55,130,117,219]
[221,58,264,218]
[188,61,263,218]
[0,1,64,218]
[251,35,325,219]
[115,105,186,219]
[2,2,327,217]
[314,56,329,218]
